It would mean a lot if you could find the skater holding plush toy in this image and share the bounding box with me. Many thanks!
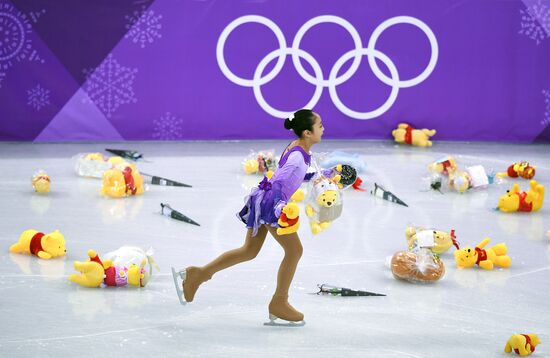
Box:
[172,109,324,326]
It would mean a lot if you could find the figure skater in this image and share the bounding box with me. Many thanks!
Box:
[178,109,323,325]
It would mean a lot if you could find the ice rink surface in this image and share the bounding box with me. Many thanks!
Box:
[0,140,549,357]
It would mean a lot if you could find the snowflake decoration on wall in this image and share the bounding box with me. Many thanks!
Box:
[519,0,550,45]
[124,6,162,48]
[27,84,50,111]
[542,89,550,127]
[0,2,44,72]
[0,71,5,88]
[152,112,183,140]
[82,54,138,118]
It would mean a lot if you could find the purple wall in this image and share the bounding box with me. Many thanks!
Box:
[1,0,549,142]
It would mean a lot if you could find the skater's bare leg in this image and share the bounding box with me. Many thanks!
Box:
[265,226,304,321]
[183,226,268,302]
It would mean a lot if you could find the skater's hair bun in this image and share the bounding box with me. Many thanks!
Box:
[284,109,316,138]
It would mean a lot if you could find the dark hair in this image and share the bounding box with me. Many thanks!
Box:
[283,109,316,137]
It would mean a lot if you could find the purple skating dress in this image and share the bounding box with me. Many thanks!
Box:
[237,145,311,236]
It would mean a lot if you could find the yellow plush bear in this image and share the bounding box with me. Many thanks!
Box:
[453,238,511,270]
[32,171,51,193]
[504,333,540,356]
[101,164,144,198]
[497,180,544,213]
[243,159,259,174]
[277,189,305,235]
[405,227,458,255]
[428,156,457,176]
[392,123,436,147]
[85,152,105,161]
[10,229,66,259]
[69,249,146,288]
[306,176,342,235]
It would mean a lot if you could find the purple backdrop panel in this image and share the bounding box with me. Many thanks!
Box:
[0,0,549,142]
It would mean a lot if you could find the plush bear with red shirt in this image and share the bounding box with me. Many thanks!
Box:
[9,229,66,260]
[497,180,544,213]
[392,123,436,147]
[453,237,511,270]
[69,249,147,288]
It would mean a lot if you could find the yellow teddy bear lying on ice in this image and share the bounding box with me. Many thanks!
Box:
[31,171,51,193]
[392,123,436,147]
[69,249,147,288]
[10,229,66,259]
[505,333,540,356]
[101,164,144,198]
[497,180,544,213]
[454,237,511,270]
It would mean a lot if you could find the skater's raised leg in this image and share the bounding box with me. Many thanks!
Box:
[183,226,268,302]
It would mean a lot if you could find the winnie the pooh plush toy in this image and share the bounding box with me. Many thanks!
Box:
[497,180,544,213]
[405,227,459,255]
[32,170,51,193]
[454,237,511,270]
[392,123,436,147]
[504,333,540,356]
[277,189,305,235]
[428,156,457,176]
[10,229,66,259]
[69,249,147,288]
[101,164,145,198]
[305,175,343,235]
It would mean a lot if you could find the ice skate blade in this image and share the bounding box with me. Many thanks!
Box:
[171,267,187,305]
[263,314,305,327]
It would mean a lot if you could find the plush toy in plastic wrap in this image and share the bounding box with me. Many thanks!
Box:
[31,170,51,193]
[405,226,459,255]
[428,156,457,176]
[390,248,445,283]
[74,152,129,178]
[10,229,66,259]
[103,246,159,286]
[497,161,536,180]
[69,249,149,288]
[504,333,541,356]
[496,180,544,213]
[453,237,511,270]
[305,173,343,235]
[242,149,278,176]
[101,164,145,198]
[428,155,493,194]
[392,123,436,147]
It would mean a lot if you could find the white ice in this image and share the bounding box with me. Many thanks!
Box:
[0,141,549,357]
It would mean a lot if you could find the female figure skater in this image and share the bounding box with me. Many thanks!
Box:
[180,109,323,325]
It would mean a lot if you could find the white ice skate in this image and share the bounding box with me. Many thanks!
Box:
[171,267,187,305]
[263,314,306,327]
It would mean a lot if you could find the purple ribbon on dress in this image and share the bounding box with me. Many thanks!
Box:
[258,176,272,191]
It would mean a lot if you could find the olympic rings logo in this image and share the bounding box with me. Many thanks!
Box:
[216,15,438,120]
